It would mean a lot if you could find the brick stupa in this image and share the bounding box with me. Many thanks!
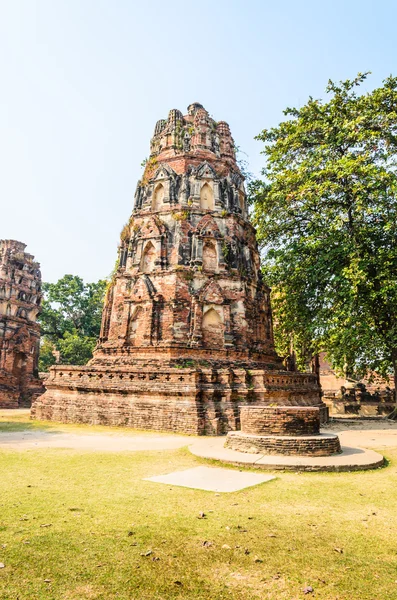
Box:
[32,103,324,434]
[0,240,43,408]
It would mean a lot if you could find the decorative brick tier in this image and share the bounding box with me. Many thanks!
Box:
[32,366,324,435]
[225,431,341,456]
[240,405,320,436]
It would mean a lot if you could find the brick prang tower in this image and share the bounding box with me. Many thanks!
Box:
[32,104,324,433]
[0,240,43,407]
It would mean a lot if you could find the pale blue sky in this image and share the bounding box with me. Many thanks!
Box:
[1,0,396,282]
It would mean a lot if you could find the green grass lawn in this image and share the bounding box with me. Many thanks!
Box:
[0,413,396,600]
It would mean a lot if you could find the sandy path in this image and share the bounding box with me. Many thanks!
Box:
[323,419,397,449]
[0,430,191,451]
[0,410,191,452]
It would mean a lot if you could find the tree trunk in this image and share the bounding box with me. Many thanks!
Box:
[393,351,397,405]
[388,350,397,419]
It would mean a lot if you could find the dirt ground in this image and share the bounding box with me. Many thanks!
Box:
[324,417,397,448]
[1,409,397,452]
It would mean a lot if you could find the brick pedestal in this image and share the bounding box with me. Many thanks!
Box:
[31,366,324,435]
[225,406,341,456]
[240,405,321,436]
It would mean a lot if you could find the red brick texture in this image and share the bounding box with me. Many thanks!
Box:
[225,430,341,456]
[240,406,321,436]
[0,240,43,408]
[32,104,324,434]
[225,406,341,455]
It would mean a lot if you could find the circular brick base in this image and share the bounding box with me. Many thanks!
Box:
[225,431,342,456]
[240,405,321,436]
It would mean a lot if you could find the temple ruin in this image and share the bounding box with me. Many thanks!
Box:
[32,103,326,434]
[318,352,395,417]
[0,240,43,408]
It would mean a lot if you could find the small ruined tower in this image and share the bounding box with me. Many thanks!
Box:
[33,104,323,433]
[0,240,43,407]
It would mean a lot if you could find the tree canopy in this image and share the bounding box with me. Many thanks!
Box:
[250,73,397,394]
[38,275,107,371]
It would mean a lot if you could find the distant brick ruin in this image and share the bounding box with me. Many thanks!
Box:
[0,240,43,408]
[318,352,395,417]
[32,103,324,433]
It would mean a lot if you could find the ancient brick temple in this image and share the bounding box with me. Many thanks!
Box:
[32,103,324,433]
[0,240,43,408]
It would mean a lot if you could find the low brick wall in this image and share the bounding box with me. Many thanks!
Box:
[32,391,203,434]
[31,365,325,435]
[240,405,320,436]
[323,395,396,418]
[225,431,341,456]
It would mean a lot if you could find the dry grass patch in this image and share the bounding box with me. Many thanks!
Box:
[0,413,396,599]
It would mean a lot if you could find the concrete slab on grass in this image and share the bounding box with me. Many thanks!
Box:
[144,466,275,492]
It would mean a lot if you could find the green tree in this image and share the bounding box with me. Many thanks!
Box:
[250,73,397,397]
[39,275,107,370]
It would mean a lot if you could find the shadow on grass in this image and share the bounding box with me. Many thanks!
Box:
[381,455,391,468]
[0,420,60,433]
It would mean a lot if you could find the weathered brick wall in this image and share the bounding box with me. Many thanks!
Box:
[225,431,341,456]
[240,406,320,436]
[32,366,324,435]
[32,390,203,434]
[0,239,43,408]
[0,373,19,408]
[323,393,395,418]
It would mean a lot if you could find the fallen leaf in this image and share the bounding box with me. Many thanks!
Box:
[334,547,344,554]
[174,581,182,586]
[254,556,263,563]
[44,579,51,583]
[40,524,52,528]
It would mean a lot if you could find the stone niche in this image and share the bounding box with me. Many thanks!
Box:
[225,406,341,456]
[32,103,326,435]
